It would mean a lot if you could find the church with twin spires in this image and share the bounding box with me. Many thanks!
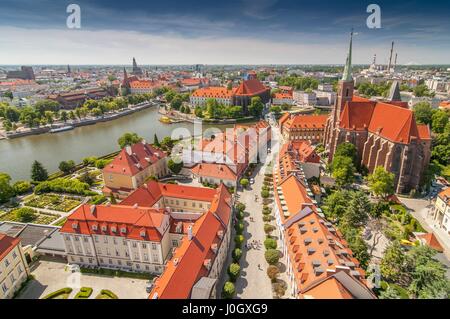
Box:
[323,32,432,194]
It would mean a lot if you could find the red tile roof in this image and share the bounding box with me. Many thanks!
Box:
[191,87,233,99]
[103,142,167,176]
[340,97,426,144]
[283,115,328,130]
[129,80,161,89]
[191,163,237,181]
[234,79,269,96]
[0,233,20,261]
[61,205,168,241]
[417,233,444,252]
[120,181,217,207]
[150,185,232,299]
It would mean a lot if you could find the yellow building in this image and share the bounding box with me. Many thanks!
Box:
[102,141,168,199]
[0,234,29,299]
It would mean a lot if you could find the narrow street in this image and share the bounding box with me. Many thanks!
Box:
[235,116,281,299]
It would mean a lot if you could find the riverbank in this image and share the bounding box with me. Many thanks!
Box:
[158,108,256,124]
[3,101,157,140]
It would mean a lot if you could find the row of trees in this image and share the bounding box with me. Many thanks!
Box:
[276,75,319,91]
[1,93,154,131]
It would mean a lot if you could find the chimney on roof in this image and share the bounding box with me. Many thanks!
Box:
[187,225,193,241]
[125,146,132,155]
[133,203,138,209]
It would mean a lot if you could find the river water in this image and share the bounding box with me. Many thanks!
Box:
[0,106,249,181]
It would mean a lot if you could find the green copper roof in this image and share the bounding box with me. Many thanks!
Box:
[342,31,353,82]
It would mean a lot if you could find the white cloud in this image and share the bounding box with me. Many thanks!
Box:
[0,26,448,65]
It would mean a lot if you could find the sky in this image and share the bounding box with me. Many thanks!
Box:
[0,0,449,65]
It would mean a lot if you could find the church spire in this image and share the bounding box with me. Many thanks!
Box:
[342,30,353,82]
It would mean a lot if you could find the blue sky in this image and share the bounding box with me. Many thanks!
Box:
[0,0,449,65]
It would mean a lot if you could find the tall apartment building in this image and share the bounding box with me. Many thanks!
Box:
[0,234,30,299]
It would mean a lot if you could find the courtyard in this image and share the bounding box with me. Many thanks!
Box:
[17,259,150,299]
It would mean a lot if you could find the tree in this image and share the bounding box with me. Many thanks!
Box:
[264,249,280,265]
[0,173,15,203]
[117,132,142,149]
[232,248,242,262]
[78,172,94,186]
[235,222,244,235]
[264,224,275,235]
[368,166,395,199]
[331,156,355,187]
[413,102,433,125]
[153,134,160,147]
[160,136,175,151]
[171,96,182,110]
[228,263,241,282]
[12,181,32,195]
[335,142,359,170]
[323,190,351,219]
[44,111,54,125]
[168,158,183,174]
[341,191,370,229]
[240,178,249,188]
[234,235,244,248]
[222,282,235,299]
[431,110,449,134]
[248,96,264,118]
[379,286,402,299]
[413,84,434,98]
[194,106,203,118]
[31,161,48,182]
[60,110,68,123]
[380,241,407,284]
[264,238,277,250]
[59,160,76,174]
[267,265,279,282]
[14,207,36,223]
[342,228,371,269]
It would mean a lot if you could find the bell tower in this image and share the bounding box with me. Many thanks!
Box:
[331,31,354,128]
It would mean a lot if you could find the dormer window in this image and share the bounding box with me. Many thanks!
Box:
[71,222,78,229]
[140,230,146,237]
[111,226,117,233]
[121,227,127,234]
[92,224,98,231]
[101,225,107,232]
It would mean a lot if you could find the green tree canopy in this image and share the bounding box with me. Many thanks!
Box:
[368,166,395,199]
[117,132,142,149]
[31,161,48,182]
[0,173,15,203]
[331,156,356,187]
[413,102,433,125]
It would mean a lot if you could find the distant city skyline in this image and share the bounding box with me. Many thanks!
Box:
[1,0,449,65]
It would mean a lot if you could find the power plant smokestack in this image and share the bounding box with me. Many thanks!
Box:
[393,53,398,71]
[388,41,394,72]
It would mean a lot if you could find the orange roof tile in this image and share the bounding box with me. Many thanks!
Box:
[191,163,237,181]
[191,87,233,99]
[283,115,328,130]
[0,233,21,261]
[103,142,167,176]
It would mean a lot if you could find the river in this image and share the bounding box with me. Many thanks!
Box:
[0,106,252,181]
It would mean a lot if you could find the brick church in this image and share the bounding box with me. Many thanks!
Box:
[324,33,431,194]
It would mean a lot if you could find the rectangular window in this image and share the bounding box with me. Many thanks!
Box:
[104,237,108,244]
[142,243,147,249]
[172,240,178,247]
[83,237,88,243]
[12,251,17,259]
[18,265,23,274]
[4,258,9,267]
[151,243,157,250]
[2,283,7,293]
[10,274,15,283]
[94,236,99,243]
[132,242,137,248]
[75,236,80,242]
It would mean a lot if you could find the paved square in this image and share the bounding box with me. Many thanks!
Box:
[17,259,150,299]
